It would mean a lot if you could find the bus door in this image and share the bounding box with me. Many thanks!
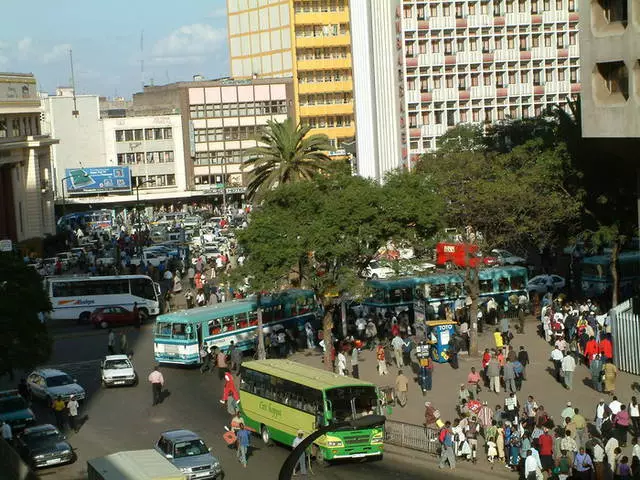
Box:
[196,323,203,353]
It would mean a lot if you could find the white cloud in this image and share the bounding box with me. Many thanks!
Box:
[207,6,228,18]
[42,43,71,64]
[151,24,226,65]
[17,37,32,58]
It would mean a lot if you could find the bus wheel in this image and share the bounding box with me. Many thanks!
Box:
[78,312,90,325]
[139,308,149,324]
[261,425,271,445]
[100,321,109,329]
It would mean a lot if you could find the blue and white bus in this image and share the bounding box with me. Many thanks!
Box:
[153,289,319,365]
[581,251,640,299]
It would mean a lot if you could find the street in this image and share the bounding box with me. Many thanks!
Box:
[7,324,445,480]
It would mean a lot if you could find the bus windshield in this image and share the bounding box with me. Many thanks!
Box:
[155,322,195,340]
[326,386,378,423]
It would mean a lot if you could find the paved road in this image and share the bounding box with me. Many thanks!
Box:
[14,324,445,480]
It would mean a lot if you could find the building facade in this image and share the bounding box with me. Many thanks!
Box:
[227,0,355,152]
[349,0,404,181]
[399,0,580,162]
[0,73,58,242]
[579,0,639,137]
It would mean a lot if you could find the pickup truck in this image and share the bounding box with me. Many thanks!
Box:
[127,251,168,267]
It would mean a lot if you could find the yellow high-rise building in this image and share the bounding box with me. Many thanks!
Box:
[226,0,354,152]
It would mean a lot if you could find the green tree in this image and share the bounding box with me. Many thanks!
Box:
[0,254,53,379]
[243,118,333,200]
[235,173,443,368]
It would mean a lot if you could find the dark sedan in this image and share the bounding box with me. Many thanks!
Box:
[16,424,75,469]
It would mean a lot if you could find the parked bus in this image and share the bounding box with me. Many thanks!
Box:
[363,266,528,316]
[239,359,384,463]
[581,251,640,299]
[46,275,161,323]
[153,289,319,365]
[57,209,114,232]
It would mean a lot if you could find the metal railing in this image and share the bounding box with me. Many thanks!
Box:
[611,299,640,375]
[384,419,439,454]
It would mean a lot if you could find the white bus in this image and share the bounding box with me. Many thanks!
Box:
[46,275,161,323]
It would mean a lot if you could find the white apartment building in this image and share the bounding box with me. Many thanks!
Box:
[0,73,58,242]
[349,0,405,181]
[399,0,580,162]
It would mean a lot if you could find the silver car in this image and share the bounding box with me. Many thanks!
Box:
[154,429,222,479]
[26,369,86,403]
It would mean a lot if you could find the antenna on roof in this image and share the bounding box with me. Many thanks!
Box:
[69,49,79,117]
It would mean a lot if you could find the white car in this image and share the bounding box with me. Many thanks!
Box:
[491,249,527,266]
[527,274,566,294]
[101,355,138,388]
[364,260,396,280]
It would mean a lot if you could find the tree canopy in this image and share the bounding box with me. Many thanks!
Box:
[0,254,53,379]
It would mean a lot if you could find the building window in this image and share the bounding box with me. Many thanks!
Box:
[594,61,629,102]
[431,41,440,53]
[455,4,464,18]
[597,0,628,25]
[558,69,566,81]
[434,111,443,124]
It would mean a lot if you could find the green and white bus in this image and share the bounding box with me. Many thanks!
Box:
[238,359,384,463]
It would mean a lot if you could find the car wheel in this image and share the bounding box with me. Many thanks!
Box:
[132,372,139,387]
[261,425,270,445]
[100,321,109,329]
[78,312,90,325]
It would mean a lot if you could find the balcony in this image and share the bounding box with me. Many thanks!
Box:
[297,80,353,94]
[298,102,353,117]
[403,18,417,30]
[429,16,456,29]
[468,14,491,28]
[307,126,354,139]
[294,10,350,25]
[297,56,351,71]
[295,33,351,48]
[495,49,519,62]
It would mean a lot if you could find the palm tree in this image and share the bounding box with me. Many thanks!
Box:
[243,118,333,200]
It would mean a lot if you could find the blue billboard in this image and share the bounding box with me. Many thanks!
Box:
[65,167,132,194]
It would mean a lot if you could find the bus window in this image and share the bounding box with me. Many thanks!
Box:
[172,323,191,339]
[221,316,235,332]
[208,320,221,336]
[479,279,493,293]
[498,277,509,292]
[445,282,462,298]
[326,386,378,423]
[401,288,413,302]
[372,288,385,303]
[430,284,446,298]
[510,275,525,290]
[131,278,156,300]
[236,312,248,329]
[156,322,172,337]
[263,307,274,323]
[248,311,258,327]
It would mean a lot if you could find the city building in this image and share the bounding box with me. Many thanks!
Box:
[132,77,295,201]
[579,0,638,137]
[399,0,581,162]
[0,73,58,242]
[349,0,404,181]
[226,0,355,152]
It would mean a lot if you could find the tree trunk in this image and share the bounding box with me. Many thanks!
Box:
[465,267,480,356]
[610,240,620,308]
[322,301,334,372]
[256,293,266,360]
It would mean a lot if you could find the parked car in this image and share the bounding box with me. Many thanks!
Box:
[90,306,140,329]
[527,274,566,294]
[363,260,396,280]
[154,429,223,479]
[101,355,138,387]
[16,424,75,469]
[0,390,35,431]
[26,369,85,403]
[490,249,527,266]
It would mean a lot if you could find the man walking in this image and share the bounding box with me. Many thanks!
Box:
[572,447,594,480]
[67,395,80,433]
[107,329,115,355]
[351,346,359,379]
[292,430,307,476]
[148,366,164,406]
[517,346,530,380]
[487,354,501,393]
[561,352,576,390]
[503,360,517,394]
[52,396,67,431]
[438,422,456,469]
[550,346,564,383]
[236,422,250,468]
[391,333,405,368]
[395,370,409,407]
[1,421,12,445]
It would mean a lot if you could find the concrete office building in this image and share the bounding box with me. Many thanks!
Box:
[399,0,580,162]
[349,0,404,181]
[579,0,639,137]
[226,0,355,152]
[133,77,295,197]
[0,73,58,242]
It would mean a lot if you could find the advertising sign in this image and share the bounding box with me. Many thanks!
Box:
[65,167,132,194]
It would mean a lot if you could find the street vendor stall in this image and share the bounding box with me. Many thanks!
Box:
[425,320,457,363]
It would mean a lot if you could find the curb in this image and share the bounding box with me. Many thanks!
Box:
[383,444,515,480]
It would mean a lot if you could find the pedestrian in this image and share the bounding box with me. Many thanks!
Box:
[119,330,128,355]
[67,395,80,433]
[132,302,141,328]
[1,420,12,445]
[603,358,617,395]
[304,322,315,349]
[615,404,631,447]
[487,354,501,393]
[107,329,115,355]
[615,455,632,480]
[216,348,228,380]
[52,396,67,431]
[561,352,576,390]
[438,422,456,469]
[494,328,504,349]
[391,333,405,368]
[351,345,359,379]
[503,360,517,394]
[220,371,240,406]
[465,415,480,464]
[595,399,606,434]
[517,346,530,380]
[590,354,604,392]
[200,345,212,374]
[376,343,388,376]
[395,370,409,407]
[631,437,640,477]
[236,422,250,468]
[573,447,594,480]
[550,345,564,383]
[631,397,640,437]
[148,365,164,406]
[228,342,240,373]
[292,430,307,476]
[335,349,347,376]
[573,408,587,450]
[537,427,555,474]
[592,436,606,480]
[467,366,481,395]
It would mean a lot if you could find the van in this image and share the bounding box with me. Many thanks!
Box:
[87,449,186,480]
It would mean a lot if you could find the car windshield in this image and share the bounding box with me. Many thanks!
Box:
[104,359,132,370]
[173,439,209,458]
[326,386,378,423]
[45,375,74,387]
[24,428,63,446]
[0,397,27,413]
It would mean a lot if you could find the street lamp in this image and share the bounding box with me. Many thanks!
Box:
[135,179,156,253]
[60,172,88,218]
[277,414,386,480]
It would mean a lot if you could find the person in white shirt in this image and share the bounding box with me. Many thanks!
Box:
[561,354,576,391]
[336,351,347,376]
[355,317,366,340]
[1,421,12,443]
[629,396,640,434]
[67,396,80,433]
[561,401,575,421]
[595,399,606,434]
[609,396,622,415]
[604,436,619,472]
[524,450,540,480]
[550,347,564,383]
[148,366,165,406]
[391,334,406,368]
[632,437,640,466]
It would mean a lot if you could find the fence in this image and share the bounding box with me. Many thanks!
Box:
[611,299,640,375]
[0,437,37,480]
[384,419,439,454]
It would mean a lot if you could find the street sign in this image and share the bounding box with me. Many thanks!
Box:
[0,239,12,252]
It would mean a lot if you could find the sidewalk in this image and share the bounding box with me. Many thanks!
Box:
[290,316,640,471]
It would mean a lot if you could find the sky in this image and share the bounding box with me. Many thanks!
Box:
[0,0,230,98]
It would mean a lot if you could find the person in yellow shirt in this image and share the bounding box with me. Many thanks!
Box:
[493,328,504,349]
[51,397,66,431]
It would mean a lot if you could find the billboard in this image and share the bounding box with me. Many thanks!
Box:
[65,167,132,194]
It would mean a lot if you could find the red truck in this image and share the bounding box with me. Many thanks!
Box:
[435,242,497,268]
